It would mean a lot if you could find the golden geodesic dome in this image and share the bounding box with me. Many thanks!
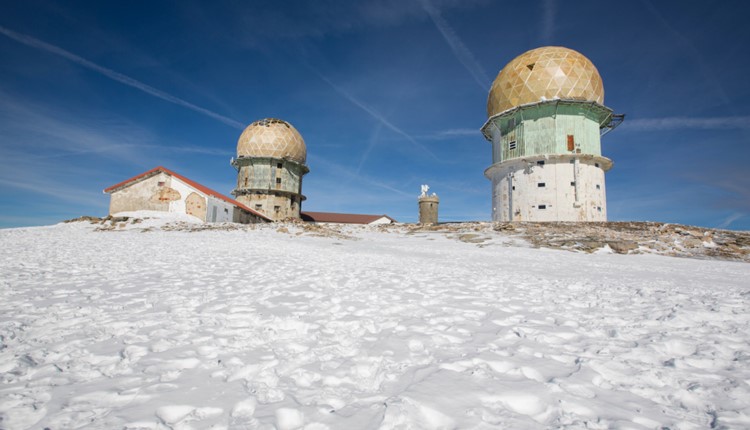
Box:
[487,46,604,117]
[237,118,307,163]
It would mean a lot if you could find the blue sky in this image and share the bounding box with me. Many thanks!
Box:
[1,1,749,230]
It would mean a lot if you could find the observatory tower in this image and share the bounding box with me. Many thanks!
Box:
[481,46,623,222]
[231,118,309,221]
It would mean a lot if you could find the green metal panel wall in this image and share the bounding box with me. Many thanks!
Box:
[491,103,605,164]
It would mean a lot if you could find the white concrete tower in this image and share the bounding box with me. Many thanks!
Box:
[231,118,309,220]
[481,46,623,222]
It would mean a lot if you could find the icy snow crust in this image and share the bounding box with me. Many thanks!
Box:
[1,218,749,429]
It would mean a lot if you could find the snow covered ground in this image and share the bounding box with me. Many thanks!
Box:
[1,216,749,429]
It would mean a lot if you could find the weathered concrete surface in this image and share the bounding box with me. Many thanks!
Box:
[185,192,207,221]
[418,196,439,225]
[232,157,308,221]
[109,172,172,214]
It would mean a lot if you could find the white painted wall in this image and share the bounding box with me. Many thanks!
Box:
[368,217,394,225]
[206,197,234,223]
[486,155,609,222]
[168,177,194,215]
[110,173,251,223]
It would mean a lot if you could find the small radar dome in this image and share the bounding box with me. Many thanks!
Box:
[237,118,307,164]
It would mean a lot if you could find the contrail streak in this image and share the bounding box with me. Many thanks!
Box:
[717,212,744,229]
[357,123,383,175]
[309,154,413,198]
[0,25,245,129]
[640,0,730,105]
[312,70,438,159]
[419,0,489,91]
[541,0,556,44]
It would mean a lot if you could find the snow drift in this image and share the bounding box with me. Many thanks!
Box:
[1,216,748,429]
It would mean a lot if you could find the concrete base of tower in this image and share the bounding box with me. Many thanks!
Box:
[485,154,612,222]
[235,191,305,221]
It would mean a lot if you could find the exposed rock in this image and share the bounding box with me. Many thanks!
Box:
[84,216,748,262]
[458,233,487,244]
[511,221,748,262]
[681,238,703,248]
[63,215,103,224]
[607,240,639,254]
[493,223,515,231]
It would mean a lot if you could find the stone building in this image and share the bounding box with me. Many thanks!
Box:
[103,166,270,223]
[231,118,309,221]
[102,118,398,225]
[481,46,623,222]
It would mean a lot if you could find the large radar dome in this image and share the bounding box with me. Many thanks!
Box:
[237,118,307,164]
[487,46,604,117]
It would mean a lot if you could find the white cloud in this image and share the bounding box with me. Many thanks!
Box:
[422,128,479,139]
[625,116,750,131]
[0,177,104,208]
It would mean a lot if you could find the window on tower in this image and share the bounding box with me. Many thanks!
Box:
[508,140,517,150]
[277,163,282,169]
[538,205,547,210]
[537,160,545,166]
[538,182,546,187]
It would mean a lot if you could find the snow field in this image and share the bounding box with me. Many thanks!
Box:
[0,220,749,429]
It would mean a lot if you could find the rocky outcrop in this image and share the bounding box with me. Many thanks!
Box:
[408,221,749,262]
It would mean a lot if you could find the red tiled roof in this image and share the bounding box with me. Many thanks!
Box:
[301,211,396,224]
[103,166,272,221]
